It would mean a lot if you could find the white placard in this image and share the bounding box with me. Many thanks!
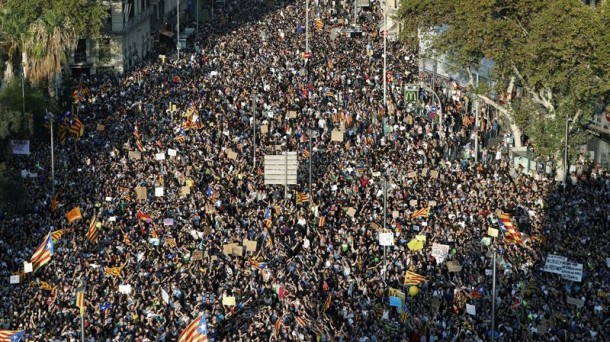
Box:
[24,262,33,273]
[378,233,394,246]
[10,140,30,155]
[485,269,492,276]
[155,153,166,160]
[161,289,170,304]
[118,284,132,294]
[561,261,583,282]
[105,197,113,201]
[108,216,117,222]
[168,149,177,156]
[543,254,567,274]
[155,187,164,197]
[466,303,476,316]
[431,243,450,261]
[10,275,20,284]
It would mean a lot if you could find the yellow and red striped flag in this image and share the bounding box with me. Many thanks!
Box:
[295,192,310,205]
[318,216,326,228]
[324,295,331,311]
[39,281,58,293]
[65,206,82,223]
[0,330,24,341]
[87,212,98,242]
[178,314,208,342]
[295,316,311,327]
[404,270,426,285]
[104,267,122,277]
[30,231,54,272]
[410,207,430,219]
[165,237,177,248]
[51,193,60,211]
[274,316,283,334]
[76,291,85,309]
[51,229,67,242]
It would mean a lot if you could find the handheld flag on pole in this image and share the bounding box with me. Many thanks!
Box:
[103,267,122,277]
[51,229,67,242]
[295,192,310,205]
[86,212,98,242]
[30,230,55,272]
[65,206,83,223]
[0,330,24,342]
[76,290,85,310]
[178,314,208,342]
[496,212,523,245]
[410,207,430,219]
[137,210,152,223]
[404,270,426,285]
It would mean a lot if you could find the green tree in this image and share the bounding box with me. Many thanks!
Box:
[398,0,610,162]
[0,0,108,92]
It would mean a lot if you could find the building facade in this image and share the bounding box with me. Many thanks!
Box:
[69,0,190,75]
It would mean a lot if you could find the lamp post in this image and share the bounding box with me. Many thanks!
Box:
[382,5,387,127]
[305,0,309,54]
[491,245,496,342]
[564,116,571,182]
[382,177,388,284]
[177,0,180,60]
[47,111,56,196]
[252,93,257,169]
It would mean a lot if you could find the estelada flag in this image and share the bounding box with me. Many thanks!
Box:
[65,207,82,223]
[410,207,430,219]
[404,271,426,285]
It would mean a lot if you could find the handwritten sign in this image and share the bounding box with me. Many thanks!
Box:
[561,261,583,282]
[331,130,344,142]
[543,254,567,275]
[128,151,141,160]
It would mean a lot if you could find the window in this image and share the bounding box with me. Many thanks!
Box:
[74,39,87,63]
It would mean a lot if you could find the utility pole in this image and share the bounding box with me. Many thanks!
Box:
[177,0,180,60]
[48,111,55,196]
[491,245,497,342]
[252,93,257,169]
[382,177,388,284]
[382,6,387,127]
[564,115,570,182]
[305,0,309,54]
[308,130,313,195]
[196,0,199,35]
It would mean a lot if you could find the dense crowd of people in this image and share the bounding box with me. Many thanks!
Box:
[1,0,609,341]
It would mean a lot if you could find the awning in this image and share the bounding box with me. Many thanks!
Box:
[159,30,175,38]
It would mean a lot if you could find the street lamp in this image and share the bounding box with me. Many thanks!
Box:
[564,116,572,182]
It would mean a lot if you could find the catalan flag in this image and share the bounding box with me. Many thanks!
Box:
[410,207,430,219]
[266,235,273,249]
[123,233,132,246]
[295,316,311,327]
[30,231,54,272]
[39,281,57,293]
[76,290,85,309]
[165,237,177,248]
[314,18,324,31]
[133,121,141,140]
[51,229,67,242]
[136,138,144,152]
[137,210,152,223]
[87,212,98,242]
[263,218,272,228]
[295,192,310,205]
[104,267,122,277]
[178,314,208,342]
[69,116,84,137]
[58,117,69,144]
[497,212,523,245]
[65,206,82,223]
[50,193,60,211]
[404,271,426,285]
[303,148,310,158]
[318,216,326,227]
[44,111,53,131]
[249,259,268,270]
[274,316,283,334]
[0,330,24,342]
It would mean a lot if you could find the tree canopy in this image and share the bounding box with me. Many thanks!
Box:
[398,0,610,158]
[0,0,108,87]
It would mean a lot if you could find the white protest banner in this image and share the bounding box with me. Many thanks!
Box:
[378,233,394,246]
[10,275,20,284]
[167,149,177,157]
[566,297,585,308]
[155,187,164,197]
[23,262,33,273]
[431,243,450,262]
[161,289,170,304]
[543,254,567,275]
[163,218,174,226]
[466,303,476,316]
[155,153,166,161]
[10,140,30,155]
[118,284,132,294]
[561,261,583,282]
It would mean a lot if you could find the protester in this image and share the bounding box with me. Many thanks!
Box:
[1,0,609,341]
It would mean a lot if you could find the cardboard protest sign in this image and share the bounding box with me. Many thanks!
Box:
[392,211,399,218]
[567,297,584,308]
[222,244,237,256]
[128,151,141,160]
[346,207,356,217]
[447,261,462,273]
[331,130,344,142]
[155,153,166,161]
[407,171,417,178]
[421,168,428,177]
[370,223,381,231]
[96,124,105,131]
[431,243,450,261]
[167,149,177,157]
[288,110,297,118]
[430,170,439,179]
[227,150,238,160]
[192,251,203,261]
[135,187,147,200]
[260,125,268,134]
[181,186,190,196]
[409,200,417,207]
[243,240,257,252]
[232,245,244,257]
[415,235,426,241]
[428,201,437,207]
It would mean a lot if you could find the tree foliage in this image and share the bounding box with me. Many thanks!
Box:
[0,0,108,86]
[398,0,610,158]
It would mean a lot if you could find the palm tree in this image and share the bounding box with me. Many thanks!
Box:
[23,14,77,96]
[0,9,27,87]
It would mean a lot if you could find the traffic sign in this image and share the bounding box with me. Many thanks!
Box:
[404,85,418,104]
